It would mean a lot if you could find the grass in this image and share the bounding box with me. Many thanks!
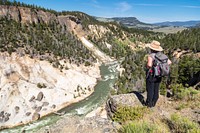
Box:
[172,84,199,101]
[175,103,188,110]
[112,106,147,124]
[119,121,156,133]
[171,84,200,110]
[166,113,200,133]
[150,26,186,34]
[119,120,169,133]
[112,84,200,133]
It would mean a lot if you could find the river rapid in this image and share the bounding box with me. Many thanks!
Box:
[1,61,119,133]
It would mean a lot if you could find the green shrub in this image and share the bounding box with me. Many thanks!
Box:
[84,61,91,66]
[119,121,158,133]
[159,81,167,96]
[37,83,47,88]
[175,103,188,110]
[167,113,200,133]
[171,83,199,100]
[110,89,117,95]
[112,106,147,124]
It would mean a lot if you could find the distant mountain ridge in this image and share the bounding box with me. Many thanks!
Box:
[153,20,200,27]
[95,17,140,24]
[96,17,200,29]
[111,17,150,26]
[95,16,154,29]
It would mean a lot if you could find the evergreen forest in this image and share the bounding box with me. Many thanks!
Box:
[0,0,200,132]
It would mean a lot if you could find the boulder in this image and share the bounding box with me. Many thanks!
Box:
[106,93,145,118]
[32,112,40,121]
[26,112,31,116]
[36,92,44,101]
[36,106,42,112]
[0,111,11,122]
[42,102,49,106]
[29,96,35,102]
[14,106,20,113]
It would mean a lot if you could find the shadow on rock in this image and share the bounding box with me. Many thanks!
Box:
[130,91,146,106]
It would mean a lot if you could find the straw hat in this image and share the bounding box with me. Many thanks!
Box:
[148,40,163,51]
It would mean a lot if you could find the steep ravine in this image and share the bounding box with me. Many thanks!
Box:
[0,22,120,131]
[0,4,121,131]
[0,57,120,133]
[0,52,101,129]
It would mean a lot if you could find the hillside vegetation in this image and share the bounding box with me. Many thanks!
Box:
[160,28,200,53]
[0,18,97,67]
[0,0,199,132]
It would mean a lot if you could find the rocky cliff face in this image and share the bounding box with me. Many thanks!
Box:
[0,52,100,129]
[0,5,58,24]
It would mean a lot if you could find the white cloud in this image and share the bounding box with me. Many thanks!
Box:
[117,2,132,12]
[181,5,200,9]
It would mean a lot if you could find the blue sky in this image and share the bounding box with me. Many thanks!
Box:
[15,0,200,23]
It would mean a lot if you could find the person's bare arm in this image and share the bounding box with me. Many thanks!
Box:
[167,59,172,65]
[147,56,153,68]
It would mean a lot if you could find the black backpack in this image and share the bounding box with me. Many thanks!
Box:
[153,52,170,77]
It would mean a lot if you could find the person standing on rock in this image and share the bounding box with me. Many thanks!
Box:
[145,40,172,108]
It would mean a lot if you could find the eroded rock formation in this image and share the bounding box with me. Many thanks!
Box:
[0,53,100,129]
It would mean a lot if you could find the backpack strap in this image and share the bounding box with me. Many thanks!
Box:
[146,53,155,78]
[146,69,150,79]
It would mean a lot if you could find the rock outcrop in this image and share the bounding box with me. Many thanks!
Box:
[0,5,81,33]
[37,115,118,133]
[106,93,145,118]
[0,5,58,24]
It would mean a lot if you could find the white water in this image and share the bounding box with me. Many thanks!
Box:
[1,62,119,133]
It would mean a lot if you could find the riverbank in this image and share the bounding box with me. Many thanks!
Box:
[0,52,101,129]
